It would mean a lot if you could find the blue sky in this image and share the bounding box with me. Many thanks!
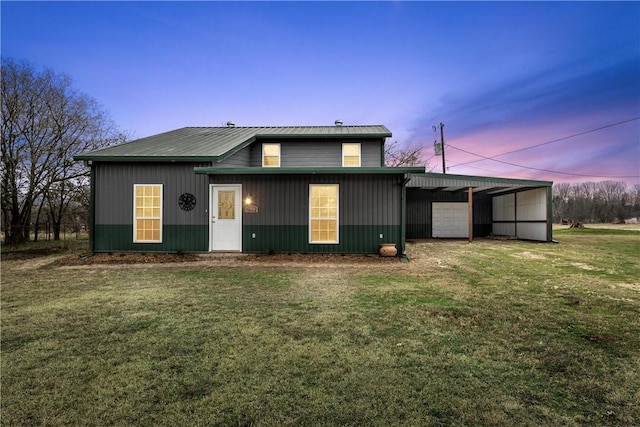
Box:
[2,1,639,184]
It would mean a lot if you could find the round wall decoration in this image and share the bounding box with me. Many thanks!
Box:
[178,193,196,211]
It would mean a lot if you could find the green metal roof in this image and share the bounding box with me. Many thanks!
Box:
[194,167,425,175]
[74,125,392,162]
[408,172,552,195]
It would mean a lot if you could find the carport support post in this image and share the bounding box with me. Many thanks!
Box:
[546,185,553,242]
[468,186,473,243]
[400,175,410,261]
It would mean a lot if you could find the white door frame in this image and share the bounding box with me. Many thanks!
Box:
[209,184,242,251]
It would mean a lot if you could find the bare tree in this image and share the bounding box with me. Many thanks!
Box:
[631,185,640,219]
[1,58,119,244]
[552,182,572,222]
[596,181,628,223]
[385,140,431,169]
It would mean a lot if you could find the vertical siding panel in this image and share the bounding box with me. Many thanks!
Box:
[217,147,250,167]
[94,162,210,251]
[246,139,384,168]
[222,172,402,253]
[95,162,210,226]
[97,169,403,253]
[361,140,383,167]
[282,142,342,167]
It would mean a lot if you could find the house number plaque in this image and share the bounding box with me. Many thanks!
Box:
[244,204,259,214]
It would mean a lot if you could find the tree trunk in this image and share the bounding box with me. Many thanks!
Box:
[7,212,31,245]
[52,220,61,241]
[33,199,46,242]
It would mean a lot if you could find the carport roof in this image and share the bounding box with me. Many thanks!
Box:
[408,173,552,195]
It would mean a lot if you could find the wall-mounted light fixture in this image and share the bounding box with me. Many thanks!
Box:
[243,194,259,214]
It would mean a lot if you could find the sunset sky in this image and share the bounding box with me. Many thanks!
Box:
[2,1,639,185]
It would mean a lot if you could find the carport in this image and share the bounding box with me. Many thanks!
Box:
[406,173,553,242]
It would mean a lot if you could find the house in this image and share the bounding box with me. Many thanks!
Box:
[75,123,424,254]
[74,122,553,256]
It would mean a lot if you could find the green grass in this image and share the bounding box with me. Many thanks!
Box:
[2,228,639,426]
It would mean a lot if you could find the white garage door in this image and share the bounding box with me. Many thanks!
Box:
[432,202,469,238]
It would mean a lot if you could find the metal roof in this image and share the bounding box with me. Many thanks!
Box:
[408,172,552,195]
[74,125,392,162]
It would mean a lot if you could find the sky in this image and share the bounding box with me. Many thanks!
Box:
[2,1,639,185]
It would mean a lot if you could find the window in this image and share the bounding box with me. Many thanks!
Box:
[342,143,361,167]
[309,184,339,244]
[134,184,162,243]
[217,190,236,219]
[262,143,280,167]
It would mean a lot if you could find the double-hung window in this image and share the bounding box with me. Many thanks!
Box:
[133,184,162,243]
[262,143,281,167]
[309,184,339,244]
[342,143,361,167]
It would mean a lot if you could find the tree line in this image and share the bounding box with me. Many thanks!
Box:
[553,181,640,225]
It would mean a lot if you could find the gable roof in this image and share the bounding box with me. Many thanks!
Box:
[75,125,392,162]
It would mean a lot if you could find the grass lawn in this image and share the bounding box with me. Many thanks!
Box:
[2,228,639,426]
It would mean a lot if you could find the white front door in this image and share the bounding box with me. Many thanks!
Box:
[210,184,242,251]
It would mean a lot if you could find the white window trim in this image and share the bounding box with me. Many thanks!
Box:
[133,184,163,243]
[262,143,281,167]
[342,142,361,167]
[309,184,339,244]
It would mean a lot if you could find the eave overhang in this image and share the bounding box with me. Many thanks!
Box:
[194,167,426,175]
[74,155,218,163]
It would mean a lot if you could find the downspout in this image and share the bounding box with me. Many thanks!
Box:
[87,161,96,252]
[400,174,411,262]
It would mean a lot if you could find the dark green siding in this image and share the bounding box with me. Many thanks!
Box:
[94,224,208,252]
[242,225,401,254]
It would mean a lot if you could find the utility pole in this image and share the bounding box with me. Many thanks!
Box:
[439,122,446,174]
[432,122,446,174]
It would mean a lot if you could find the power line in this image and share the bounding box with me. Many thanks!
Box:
[424,153,436,164]
[449,116,640,168]
[446,144,640,178]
